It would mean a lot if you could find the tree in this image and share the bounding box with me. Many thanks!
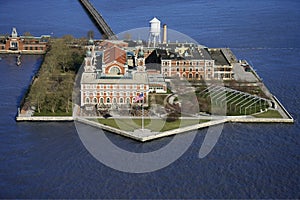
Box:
[62,34,74,44]
[28,79,47,113]
[87,30,94,39]
[23,32,33,36]
[58,75,74,113]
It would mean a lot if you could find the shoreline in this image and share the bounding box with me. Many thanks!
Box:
[16,94,294,142]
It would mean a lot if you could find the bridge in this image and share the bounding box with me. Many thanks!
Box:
[78,0,117,40]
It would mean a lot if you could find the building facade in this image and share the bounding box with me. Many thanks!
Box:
[0,28,50,54]
[80,44,149,109]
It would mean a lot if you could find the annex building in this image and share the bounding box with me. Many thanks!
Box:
[0,28,50,54]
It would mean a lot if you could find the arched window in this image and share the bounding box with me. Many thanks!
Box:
[189,73,193,79]
[109,66,121,75]
[195,73,199,79]
[119,98,124,104]
[85,97,90,104]
[106,97,110,103]
[126,98,130,104]
[113,98,117,104]
[100,98,104,104]
[93,97,97,103]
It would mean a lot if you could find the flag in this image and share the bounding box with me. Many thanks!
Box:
[134,93,144,102]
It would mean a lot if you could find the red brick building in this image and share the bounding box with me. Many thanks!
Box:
[0,28,50,54]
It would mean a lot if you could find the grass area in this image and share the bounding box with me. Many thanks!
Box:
[97,118,210,132]
[253,110,283,118]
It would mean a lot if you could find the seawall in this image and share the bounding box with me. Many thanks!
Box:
[16,116,74,122]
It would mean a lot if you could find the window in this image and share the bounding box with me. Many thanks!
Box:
[106,97,110,103]
[189,68,193,72]
[126,98,130,104]
[113,98,117,104]
[126,92,130,96]
[106,92,110,96]
[196,68,198,72]
[183,68,185,72]
[119,98,124,104]
[176,61,179,66]
[93,97,97,103]
[100,98,104,104]
[110,66,120,75]
[100,85,104,89]
[189,73,193,79]
[85,97,90,104]
[120,92,124,96]
[177,68,179,72]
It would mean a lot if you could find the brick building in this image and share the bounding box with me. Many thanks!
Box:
[0,28,50,54]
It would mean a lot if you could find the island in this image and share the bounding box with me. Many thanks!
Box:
[15,18,294,142]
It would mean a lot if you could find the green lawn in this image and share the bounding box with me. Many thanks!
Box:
[253,110,283,118]
[96,118,210,132]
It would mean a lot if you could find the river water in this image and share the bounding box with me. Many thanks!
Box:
[0,0,299,198]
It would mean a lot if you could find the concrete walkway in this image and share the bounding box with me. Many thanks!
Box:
[233,63,258,82]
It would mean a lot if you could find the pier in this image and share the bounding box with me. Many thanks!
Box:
[78,0,117,39]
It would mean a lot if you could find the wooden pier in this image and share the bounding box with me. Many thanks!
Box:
[78,0,117,40]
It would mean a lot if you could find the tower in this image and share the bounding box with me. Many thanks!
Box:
[148,17,161,48]
[11,27,18,38]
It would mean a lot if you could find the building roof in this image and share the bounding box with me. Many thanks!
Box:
[148,74,165,84]
[103,46,127,65]
[208,48,230,66]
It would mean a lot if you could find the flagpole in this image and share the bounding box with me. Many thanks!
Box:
[142,92,144,131]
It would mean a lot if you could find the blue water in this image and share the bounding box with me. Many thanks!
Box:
[0,0,299,198]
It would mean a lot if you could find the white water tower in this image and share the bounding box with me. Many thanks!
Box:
[148,17,161,47]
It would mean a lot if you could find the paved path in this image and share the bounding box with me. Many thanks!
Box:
[233,63,258,82]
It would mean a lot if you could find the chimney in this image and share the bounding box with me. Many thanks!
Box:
[163,24,167,44]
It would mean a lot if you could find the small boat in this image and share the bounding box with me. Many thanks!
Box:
[16,55,21,66]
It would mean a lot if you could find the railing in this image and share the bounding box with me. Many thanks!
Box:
[78,0,117,40]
